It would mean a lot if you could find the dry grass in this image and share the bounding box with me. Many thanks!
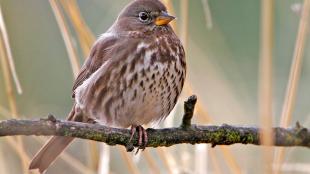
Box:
[0,144,9,174]
[87,141,100,171]
[277,163,310,173]
[118,147,140,174]
[142,149,161,174]
[157,147,177,173]
[194,144,208,174]
[0,6,22,94]
[180,0,189,51]
[219,146,242,174]
[273,0,310,173]
[60,0,95,58]
[175,0,241,173]
[0,6,32,174]
[259,0,274,173]
[209,149,223,174]
[98,144,110,174]
[49,0,80,78]
[201,0,213,29]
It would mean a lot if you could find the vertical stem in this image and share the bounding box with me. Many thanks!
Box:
[0,6,22,94]
[195,144,208,174]
[0,9,30,174]
[118,147,140,174]
[219,146,242,174]
[209,149,223,174]
[60,0,95,58]
[143,150,161,174]
[49,0,80,78]
[180,0,189,50]
[157,148,176,173]
[201,0,213,29]
[98,144,110,174]
[259,0,274,173]
[273,0,310,173]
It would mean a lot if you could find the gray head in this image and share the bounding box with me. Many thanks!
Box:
[112,0,175,33]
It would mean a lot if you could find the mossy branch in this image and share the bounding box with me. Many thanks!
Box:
[0,95,309,149]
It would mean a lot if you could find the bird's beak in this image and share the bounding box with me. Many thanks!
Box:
[155,12,175,26]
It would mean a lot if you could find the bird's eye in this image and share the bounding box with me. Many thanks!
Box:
[139,12,150,22]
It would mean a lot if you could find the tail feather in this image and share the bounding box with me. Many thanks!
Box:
[29,105,77,173]
[29,136,74,173]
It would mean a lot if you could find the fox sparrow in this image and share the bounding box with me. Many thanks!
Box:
[29,0,186,173]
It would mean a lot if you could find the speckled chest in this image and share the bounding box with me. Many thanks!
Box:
[76,33,186,127]
[110,35,186,126]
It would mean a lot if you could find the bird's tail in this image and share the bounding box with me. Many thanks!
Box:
[29,136,74,173]
[29,106,77,173]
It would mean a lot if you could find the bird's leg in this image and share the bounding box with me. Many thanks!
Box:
[138,126,143,146]
[141,126,148,148]
[129,125,137,143]
[128,125,148,153]
[135,125,148,154]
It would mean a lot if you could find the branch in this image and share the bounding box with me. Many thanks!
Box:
[0,95,309,150]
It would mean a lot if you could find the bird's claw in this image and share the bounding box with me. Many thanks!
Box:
[128,125,148,154]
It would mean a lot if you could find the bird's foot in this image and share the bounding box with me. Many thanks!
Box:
[128,125,148,154]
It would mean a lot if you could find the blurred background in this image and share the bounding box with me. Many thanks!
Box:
[0,0,309,173]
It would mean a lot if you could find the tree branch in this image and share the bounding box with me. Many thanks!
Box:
[0,95,309,150]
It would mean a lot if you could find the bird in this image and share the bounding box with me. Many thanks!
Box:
[29,0,186,173]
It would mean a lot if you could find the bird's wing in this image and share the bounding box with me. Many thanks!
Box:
[72,34,118,98]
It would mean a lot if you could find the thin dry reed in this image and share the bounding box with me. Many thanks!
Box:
[259,0,274,173]
[171,0,241,173]
[0,7,31,174]
[98,144,110,174]
[219,146,242,174]
[273,0,310,173]
[58,0,100,170]
[0,145,8,174]
[209,149,223,174]
[157,148,176,173]
[0,6,22,94]
[86,141,100,171]
[49,0,80,78]
[201,0,213,29]
[60,0,95,58]
[180,0,189,50]
[143,150,161,174]
[195,144,208,174]
[118,147,141,174]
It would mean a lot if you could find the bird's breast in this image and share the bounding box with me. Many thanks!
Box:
[75,35,186,128]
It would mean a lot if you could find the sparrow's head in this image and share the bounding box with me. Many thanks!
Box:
[113,0,175,33]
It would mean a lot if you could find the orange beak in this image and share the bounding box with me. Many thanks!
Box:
[155,12,175,26]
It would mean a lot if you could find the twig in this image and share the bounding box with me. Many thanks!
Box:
[181,95,197,129]
[0,96,309,149]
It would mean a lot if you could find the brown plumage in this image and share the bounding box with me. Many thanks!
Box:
[29,0,186,173]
